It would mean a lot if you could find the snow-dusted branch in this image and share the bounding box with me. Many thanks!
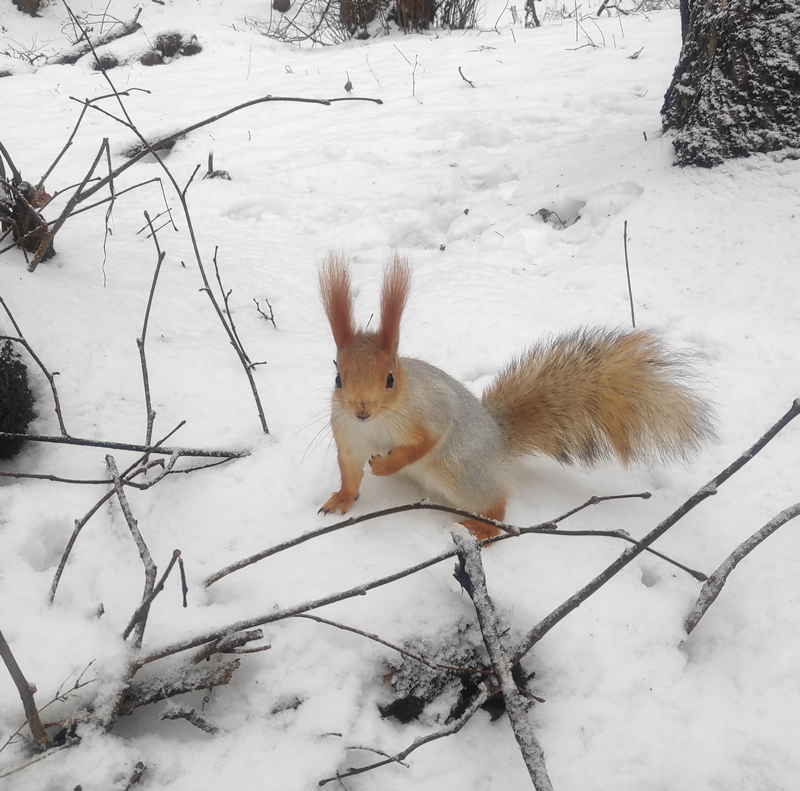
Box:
[107,454,157,651]
[0,430,247,458]
[453,533,553,790]
[512,397,800,664]
[684,500,800,634]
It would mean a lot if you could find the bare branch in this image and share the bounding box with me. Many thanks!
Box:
[452,534,553,790]
[204,492,706,588]
[684,501,800,634]
[512,397,800,664]
[107,454,157,650]
[0,430,247,458]
[138,211,166,447]
[0,629,49,750]
[123,550,183,641]
[0,295,68,435]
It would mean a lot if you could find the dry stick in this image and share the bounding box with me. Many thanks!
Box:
[0,629,49,750]
[511,397,800,665]
[0,295,68,436]
[0,139,22,184]
[623,219,635,328]
[142,547,464,667]
[684,501,800,635]
[0,430,246,458]
[123,550,182,640]
[458,66,475,87]
[139,211,166,447]
[453,533,553,791]
[48,422,188,605]
[203,492,705,588]
[107,454,157,651]
[319,682,493,786]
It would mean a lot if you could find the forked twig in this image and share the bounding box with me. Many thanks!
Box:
[453,533,553,790]
[107,454,157,651]
[123,550,183,640]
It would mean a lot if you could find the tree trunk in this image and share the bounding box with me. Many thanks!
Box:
[662,0,800,167]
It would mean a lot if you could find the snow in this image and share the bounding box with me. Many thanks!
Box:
[1,1,799,789]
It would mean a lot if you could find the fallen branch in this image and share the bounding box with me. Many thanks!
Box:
[123,550,183,641]
[0,430,247,458]
[684,501,800,634]
[512,397,800,664]
[0,629,49,750]
[204,492,706,588]
[453,533,553,790]
[116,658,241,717]
[107,455,156,651]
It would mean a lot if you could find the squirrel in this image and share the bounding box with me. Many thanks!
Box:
[318,252,715,540]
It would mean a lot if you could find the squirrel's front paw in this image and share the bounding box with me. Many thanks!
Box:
[369,452,394,476]
[319,490,357,514]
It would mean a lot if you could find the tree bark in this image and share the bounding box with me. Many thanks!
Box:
[662,0,800,167]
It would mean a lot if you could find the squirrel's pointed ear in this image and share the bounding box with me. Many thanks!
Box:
[319,252,356,350]
[378,254,411,354]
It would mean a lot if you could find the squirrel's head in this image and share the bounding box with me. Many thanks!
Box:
[319,252,411,421]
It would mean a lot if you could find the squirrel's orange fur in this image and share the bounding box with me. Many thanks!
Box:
[318,253,714,539]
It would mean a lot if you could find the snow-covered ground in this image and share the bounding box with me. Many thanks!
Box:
[1,1,799,789]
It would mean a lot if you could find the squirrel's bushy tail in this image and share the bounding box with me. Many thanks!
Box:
[482,328,715,466]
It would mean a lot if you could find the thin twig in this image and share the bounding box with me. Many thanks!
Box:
[139,211,166,447]
[318,682,493,786]
[684,501,800,634]
[0,296,68,435]
[623,219,635,328]
[204,492,707,588]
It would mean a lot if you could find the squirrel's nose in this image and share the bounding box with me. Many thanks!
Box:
[356,401,371,420]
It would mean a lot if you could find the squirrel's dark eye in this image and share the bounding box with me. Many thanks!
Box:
[386,373,394,389]
[335,374,342,389]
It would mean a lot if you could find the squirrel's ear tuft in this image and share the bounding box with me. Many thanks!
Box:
[378,254,411,354]
[319,251,356,350]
